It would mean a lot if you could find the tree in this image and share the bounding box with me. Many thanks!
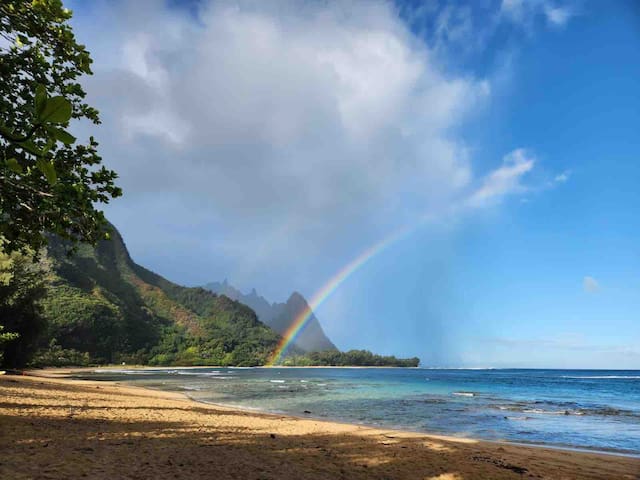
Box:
[0,325,19,365]
[0,251,47,368]
[0,0,121,256]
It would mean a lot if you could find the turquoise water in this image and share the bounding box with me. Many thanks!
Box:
[77,368,640,455]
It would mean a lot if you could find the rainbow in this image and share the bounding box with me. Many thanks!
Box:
[266,216,434,366]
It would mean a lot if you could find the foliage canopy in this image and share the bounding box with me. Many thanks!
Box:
[281,349,420,367]
[0,250,47,367]
[0,0,121,255]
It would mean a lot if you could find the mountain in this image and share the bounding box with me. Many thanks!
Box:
[36,224,281,366]
[204,280,336,353]
[1,222,420,368]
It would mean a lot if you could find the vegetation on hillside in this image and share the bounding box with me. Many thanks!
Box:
[281,349,420,367]
[43,229,279,367]
[0,250,47,367]
[0,225,282,368]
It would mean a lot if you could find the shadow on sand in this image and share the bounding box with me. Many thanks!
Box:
[1,378,636,480]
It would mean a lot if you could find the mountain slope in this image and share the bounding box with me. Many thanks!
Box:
[205,280,336,352]
[38,224,280,366]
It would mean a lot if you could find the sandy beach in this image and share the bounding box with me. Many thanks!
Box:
[1,371,638,480]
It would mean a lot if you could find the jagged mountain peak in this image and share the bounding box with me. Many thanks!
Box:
[287,291,306,304]
[204,283,336,353]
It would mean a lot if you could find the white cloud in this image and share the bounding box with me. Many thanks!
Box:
[544,5,573,27]
[583,276,600,293]
[69,1,539,294]
[466,148,535,208]
[500,0,575,29]
[433,5,474,49]
[554,170,571,183]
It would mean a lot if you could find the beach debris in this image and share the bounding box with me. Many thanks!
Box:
[270,433,276,439]
[75,447,94,453]
[471,455,528,475]
[108,440,134,445]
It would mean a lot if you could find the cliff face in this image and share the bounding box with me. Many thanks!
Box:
[204,282,336,353]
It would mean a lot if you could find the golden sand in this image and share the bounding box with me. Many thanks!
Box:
[1,372,638,479]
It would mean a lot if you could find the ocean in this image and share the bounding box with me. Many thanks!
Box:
[75,367,640,455]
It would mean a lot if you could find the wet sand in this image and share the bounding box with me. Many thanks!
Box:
[1,372,638,479]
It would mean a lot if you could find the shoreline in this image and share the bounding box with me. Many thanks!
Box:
[28,366,640,459]
[23,365,640,372]
[2,370,639,479]
[191,395,640,459]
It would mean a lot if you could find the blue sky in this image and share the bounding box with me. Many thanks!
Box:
[68,0,639,368]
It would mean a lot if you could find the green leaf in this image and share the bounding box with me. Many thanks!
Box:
[41,138,56,156]
[51,127,76,145]
[6,158,23,174]
[0,123,17,141]
[38,96,72,124]
[35,85,47,117]
[19,140,44,156]
[36,158,57,185]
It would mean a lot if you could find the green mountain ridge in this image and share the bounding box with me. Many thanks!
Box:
[37,224,282,366]
[2,222,419,368]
